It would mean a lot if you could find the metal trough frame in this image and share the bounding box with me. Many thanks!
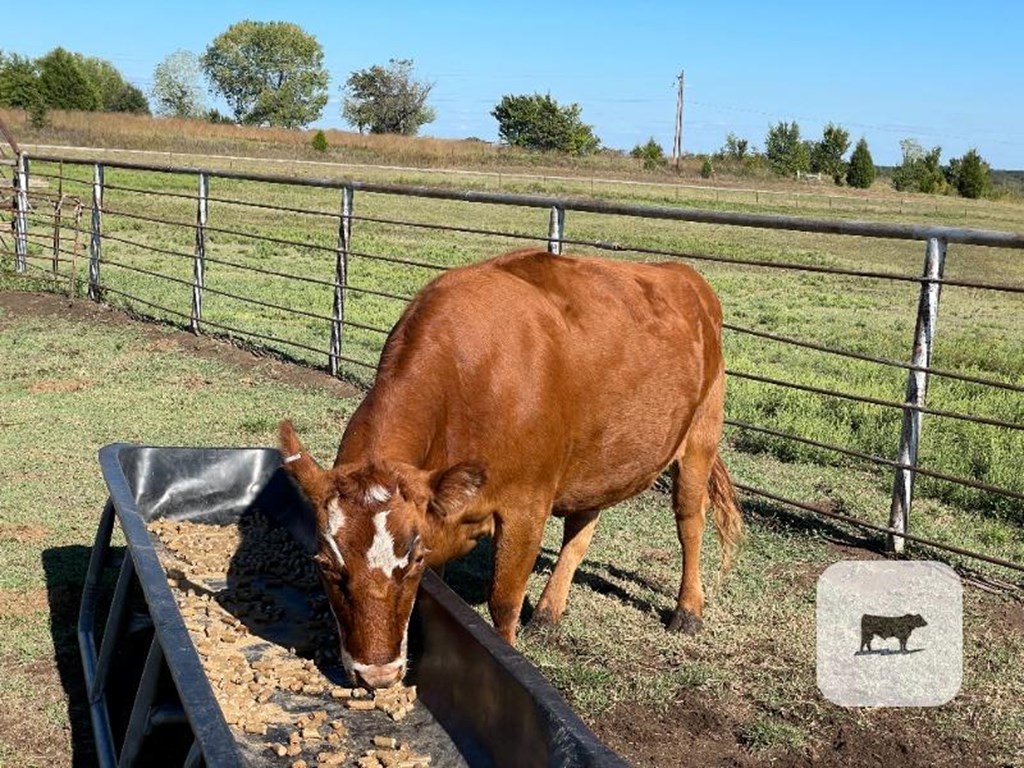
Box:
[80,444,627,768]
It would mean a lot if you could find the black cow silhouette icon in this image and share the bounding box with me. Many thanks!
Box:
[859,613,928,653]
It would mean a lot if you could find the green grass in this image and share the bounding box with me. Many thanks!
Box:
[740,716,810,751]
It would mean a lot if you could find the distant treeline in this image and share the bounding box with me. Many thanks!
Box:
[0,48,148,122]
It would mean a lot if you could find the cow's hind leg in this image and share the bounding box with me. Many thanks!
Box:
[531,510,601,627]
[667,376,725,635]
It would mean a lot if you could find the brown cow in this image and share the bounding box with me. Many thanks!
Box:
[280,248,742,689]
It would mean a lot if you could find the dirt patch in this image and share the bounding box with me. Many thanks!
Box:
[801,711,994,768]
[27,378,96,394]
[971,594,1024,638]
[0,654,72,767]
[591,697,997,768]
[0,290,361,399]
[0,523,50,543]
[765,537,886,594]
[0,587,49,616]
[593,698,753,767]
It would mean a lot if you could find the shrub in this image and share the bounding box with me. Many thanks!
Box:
[700,157,714,179]
[28,96,48,129]
[810,123,850,185]
[765,121,810,176]
[846,138,876,188]
[892,139,947,194]
[630,137,666,170]
[491,93,600,155]
[311,129,328,152]
[948,149,990,199]
[206,109,234,124]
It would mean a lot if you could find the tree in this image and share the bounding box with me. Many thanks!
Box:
[37,47,100,111]
[152,50,207,118]
[491,93,600,155]
[202,20,329,128]
[630,137,666,170]
[113,83,150,114]
[811,123,850,185]
[947,149,990,199]
[765,121,809,176]
[0,52,41,109]
[845,137,876,189]
[341,59,435,136]
[74,55,150,114]
[892,139,946,194]
[721,132,750,160]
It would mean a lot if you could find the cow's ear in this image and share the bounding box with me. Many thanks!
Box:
[279,419,326,499]
[428,462,486,519]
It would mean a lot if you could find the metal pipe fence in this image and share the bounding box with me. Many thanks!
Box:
[5,151,1023,577]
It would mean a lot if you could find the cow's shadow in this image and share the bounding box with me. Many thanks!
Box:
[441,490,911,632]
[854,648,925,656]
[442,539,676,627]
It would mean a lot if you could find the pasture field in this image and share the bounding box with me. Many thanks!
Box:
[0,287,1022,767]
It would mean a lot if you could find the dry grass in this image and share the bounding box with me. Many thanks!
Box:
[3,107,652,173]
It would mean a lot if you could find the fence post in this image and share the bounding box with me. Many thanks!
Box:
[329,185,353,376]
[51,190,63,277]
[13,152,28,273]
[887,236,946,553]
[547,205,565,255]
[190,172,209,334]
[88,163,104,301]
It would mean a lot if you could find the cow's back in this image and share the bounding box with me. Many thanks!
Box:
[342,250,724,512]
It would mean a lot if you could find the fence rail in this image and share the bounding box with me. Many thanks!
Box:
[5,151,1023,577]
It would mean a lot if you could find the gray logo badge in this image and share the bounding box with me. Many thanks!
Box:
[817,560,962,706]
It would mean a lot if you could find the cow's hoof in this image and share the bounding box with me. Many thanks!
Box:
[667,609,703,635]
[524,608,560,640]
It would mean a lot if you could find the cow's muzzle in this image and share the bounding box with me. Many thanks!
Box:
[352,657,405,689]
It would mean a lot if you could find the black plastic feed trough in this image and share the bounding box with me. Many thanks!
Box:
[80,444,628,768]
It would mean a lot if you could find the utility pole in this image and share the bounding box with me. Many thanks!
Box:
[672,70,685,168]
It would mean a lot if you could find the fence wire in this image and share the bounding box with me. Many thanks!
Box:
[7,154,1022,577]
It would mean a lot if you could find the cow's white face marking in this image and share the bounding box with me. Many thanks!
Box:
[320,497,346,568]
[327,497,346,534]
[365,484,392,505]
[365,510,408,576]
[322,531,345,569]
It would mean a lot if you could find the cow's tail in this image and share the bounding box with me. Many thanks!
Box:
[708,452,743,573]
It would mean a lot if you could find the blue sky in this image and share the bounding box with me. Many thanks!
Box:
[9,1,1024,168]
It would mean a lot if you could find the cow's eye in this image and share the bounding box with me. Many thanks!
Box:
[313,553,347,585]
[313,552,332,570]
[404,552,425,578]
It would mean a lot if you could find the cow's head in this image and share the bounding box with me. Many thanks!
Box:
[278,420,486,688]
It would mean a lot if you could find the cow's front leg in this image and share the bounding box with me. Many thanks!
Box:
[489,509,548,644]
